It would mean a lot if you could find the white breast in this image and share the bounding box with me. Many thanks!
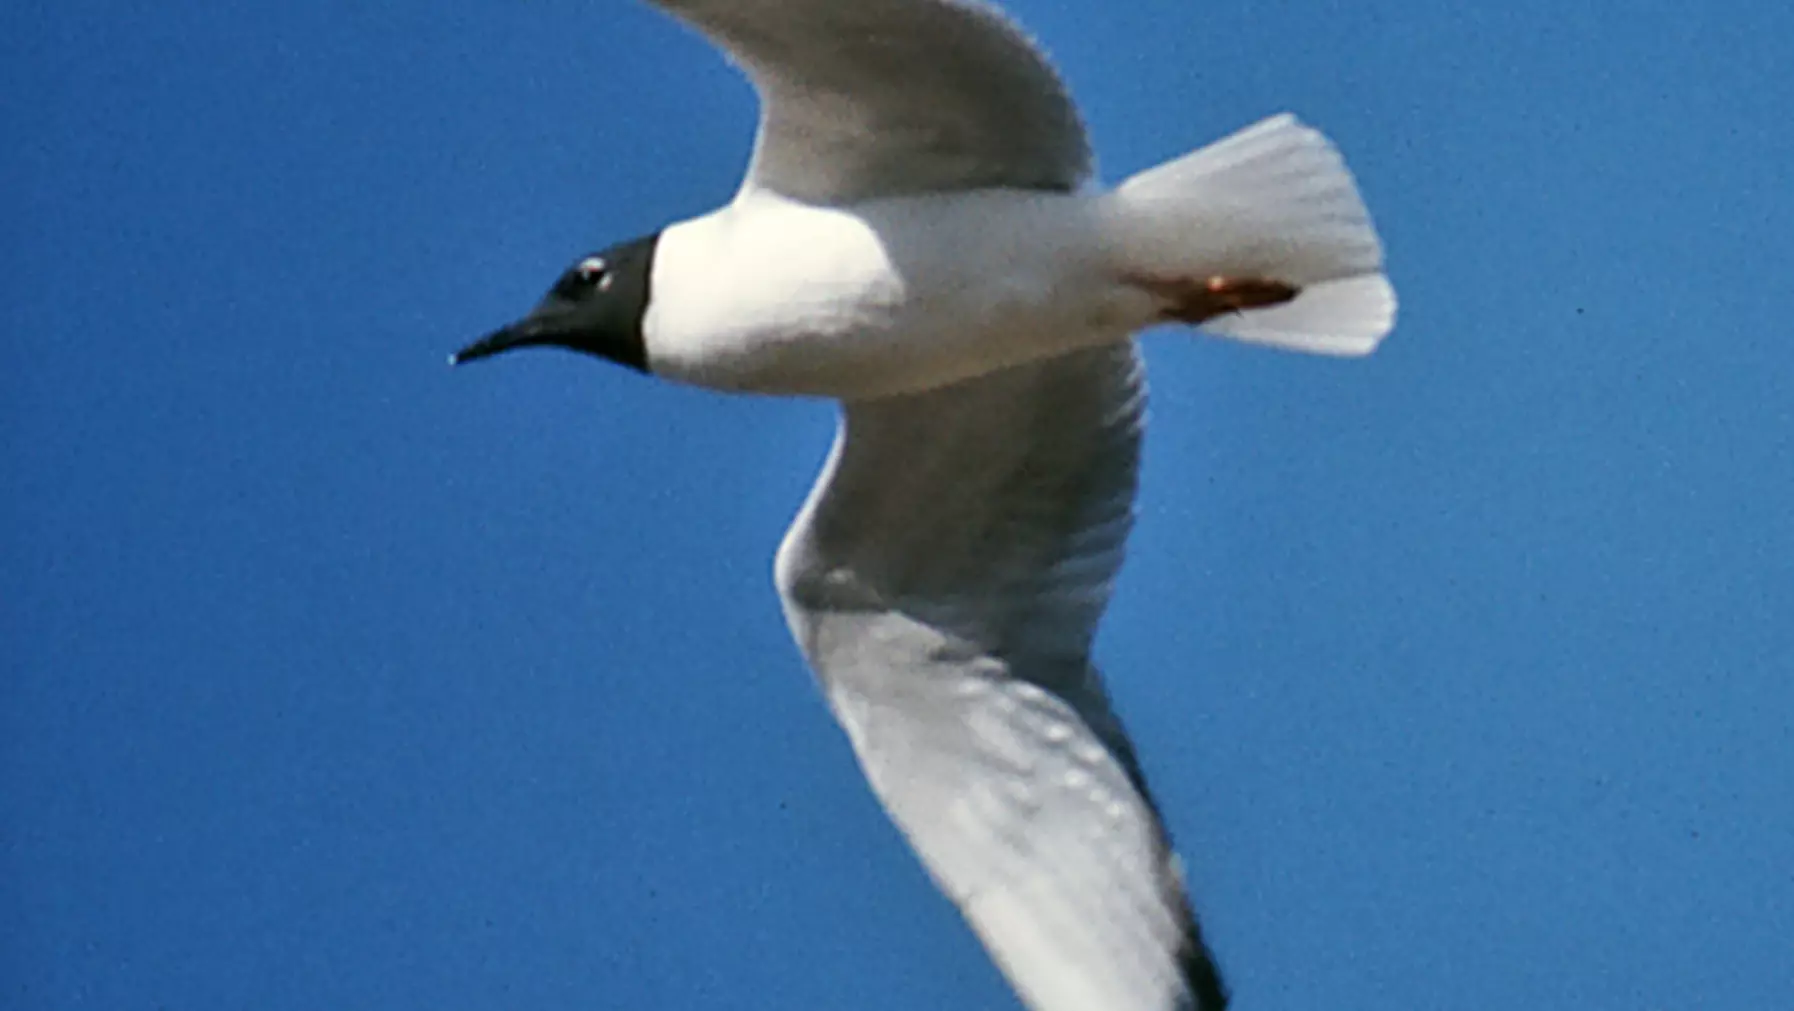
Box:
[643,190,1152,399]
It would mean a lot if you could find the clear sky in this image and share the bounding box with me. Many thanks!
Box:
[6,1,1791,1008]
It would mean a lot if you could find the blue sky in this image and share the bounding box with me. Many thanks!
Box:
[6,0,1791,1008]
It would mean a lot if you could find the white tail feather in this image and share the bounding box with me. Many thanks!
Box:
[1107,113,1396,355]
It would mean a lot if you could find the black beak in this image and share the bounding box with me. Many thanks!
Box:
[450,321,548,366]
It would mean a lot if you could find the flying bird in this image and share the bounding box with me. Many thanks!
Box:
[455,2,1395,1009]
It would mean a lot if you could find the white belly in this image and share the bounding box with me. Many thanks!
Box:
[643,190,1153,399]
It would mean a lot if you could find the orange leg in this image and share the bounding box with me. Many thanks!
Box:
[1127,275,1301,325]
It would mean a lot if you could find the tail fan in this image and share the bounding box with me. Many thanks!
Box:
[1108,114,1396,355]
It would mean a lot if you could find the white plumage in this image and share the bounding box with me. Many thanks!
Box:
[460,2,1397,1009]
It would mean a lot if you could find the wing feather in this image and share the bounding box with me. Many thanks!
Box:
[648,0,1091,201]
[776,344,1228,1011]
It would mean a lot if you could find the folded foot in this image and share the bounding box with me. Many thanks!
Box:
[1128,275,1301,325]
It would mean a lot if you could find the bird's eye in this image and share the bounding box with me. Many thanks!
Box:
[574,257,611,290]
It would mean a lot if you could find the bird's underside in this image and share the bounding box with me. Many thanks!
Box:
[645,2,1309,1010]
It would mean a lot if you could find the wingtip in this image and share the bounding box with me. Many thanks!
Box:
[1181,928,1231,1011]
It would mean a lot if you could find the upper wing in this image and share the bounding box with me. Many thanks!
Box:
[775,344,1228,1011]
[648,0,1092,203]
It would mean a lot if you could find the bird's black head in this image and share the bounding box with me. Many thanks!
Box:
[452,232,660,372]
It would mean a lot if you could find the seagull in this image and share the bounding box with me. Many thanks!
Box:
[454,2,1394,1009]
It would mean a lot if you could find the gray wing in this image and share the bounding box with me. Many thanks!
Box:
[775,344,1228,1011]
[647,0,1091,202]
